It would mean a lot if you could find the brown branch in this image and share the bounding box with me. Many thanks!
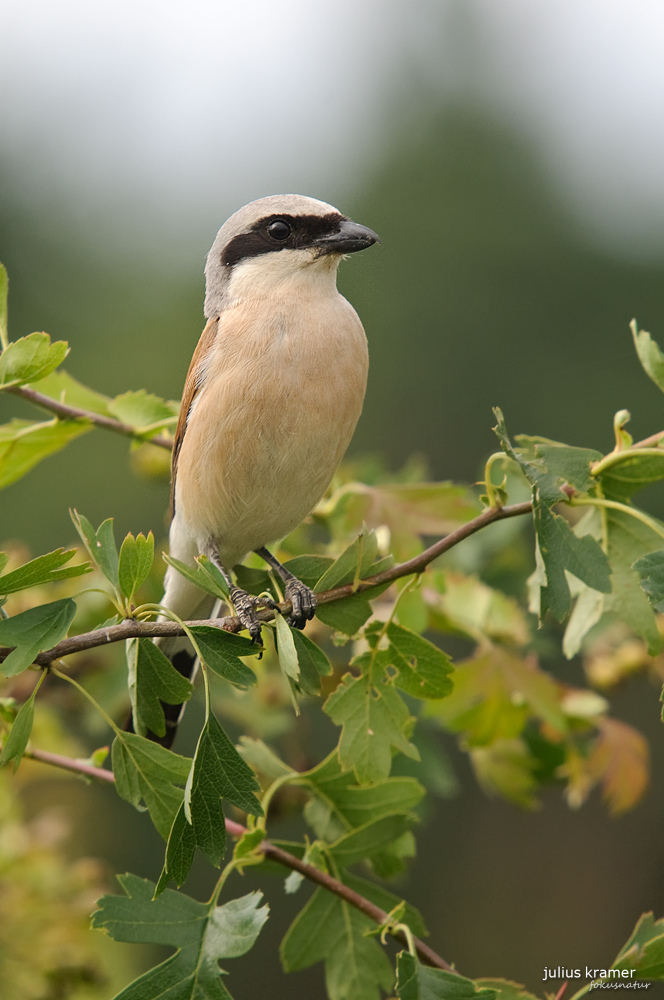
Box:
[6,384,173,450]
[0,500,533,666]
[20,745,453,971]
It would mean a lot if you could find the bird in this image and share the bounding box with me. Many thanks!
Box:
[150,194,379,747]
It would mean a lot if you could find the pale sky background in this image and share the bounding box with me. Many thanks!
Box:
[1,0,664,260]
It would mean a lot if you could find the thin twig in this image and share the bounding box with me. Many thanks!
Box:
[0,501,533,666]
[6,384,173,450]
[20,744,453,971]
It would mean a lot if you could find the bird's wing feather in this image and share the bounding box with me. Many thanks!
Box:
[170,316,219,517]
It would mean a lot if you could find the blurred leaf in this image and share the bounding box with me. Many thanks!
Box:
[0,547,90,595]
[634,549,664,609]
[396,951,497,1000]
[92,874,267,999]
[71,511,120,588]
[127,638,193,738]
[470,738,538,809]
[0,598,76,677]
[431,572,529,646]
[0,262,7,348]
[108,389,179,430]
[0,418,90,489]
[613,911,664,979]
[631,320,664,394]
[118,531,154,599]
[163,552,229,601]
[274,612,300,681]
[237,736,294,781]
[0,332,68,386]
[0,680,40,771]
[325,666,419,784]
[474,980,538,1000]
[27,368,112,414]
[604,508,664,654]
[190,626,257,688]
[111,732,192,839]
[563,584,605,659]
[280,886,393,1000]
[587,717,649,816]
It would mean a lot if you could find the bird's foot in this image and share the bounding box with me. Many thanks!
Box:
[229,586,276,643]
[284,578,317,630]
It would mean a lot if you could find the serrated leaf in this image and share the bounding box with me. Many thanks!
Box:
[0,332,68,386]
[384,622,454,699]
[0,547,90,595]
[0,680,41,771]
[612,911,664,979]
[108,389,179,430]
[634,549,664,609]
[161,710,263,888]
[604,507,664,654]
[118,532,154,600]
[111,732,192,839]
[127,638,193,738]
[631,320,664,394]
[71,511,119,587]
[290,630,332,696]
[163,553,229,601]
[0,598,76,676]
[534,499,611,621]
[190,626,257,688]
[396,951,498,1000]
[0,418,90,489]
[514,436,602,499]
[92,874,268,999]
[274,612,299,681]
[324,668,419,784]
[280,886,393,1000]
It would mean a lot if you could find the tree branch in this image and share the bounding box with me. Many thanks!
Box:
[19,744,453,971]
[6,384,173,450]
[0,500,533,666]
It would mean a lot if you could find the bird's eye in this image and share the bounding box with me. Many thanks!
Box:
[267,220,291,241]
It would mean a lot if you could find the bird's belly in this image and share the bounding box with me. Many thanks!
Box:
[175,302,367,566]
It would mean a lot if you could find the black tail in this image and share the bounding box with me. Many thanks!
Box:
[123,649,197,749]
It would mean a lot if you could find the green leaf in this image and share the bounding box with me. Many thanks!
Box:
[316,593,375,635]
[329,813,417,867]
[108,389,179,431]
[27,368,112,414]
[0,598,76,677]
[190,626,257,688]
[612,911,664,979]
[127,638,193,738]
[283,554,334,588]
[280,886,393,1000]
[0,263,7,348]
[631,320,664,393]
[0,418,90,489]
[604,508,664,654]
[383,622,454,700]
[598,453,664,503]
[236,736,294,781]
[162,710,263,888]
[514,435,602,498]
[396,951,498,1000]
[92,874,268,999]
[315,531,379,592]
[634,549,664,609]
[0,548,90,595]
[289,630,332,696]
[304,751,425,839]
[274,613,299,681]
[71,511,120,588]
[111,732,192,839]
[0,332,68,386]
[534,499,611,622]
[118,532,154,600]
[324,668,419,784]
[0,678,42,771]
[163,553,229,601]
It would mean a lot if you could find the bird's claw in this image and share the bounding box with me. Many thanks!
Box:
[229,586,274,643]
[284,578,317,630]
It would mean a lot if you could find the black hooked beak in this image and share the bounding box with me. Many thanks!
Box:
[313,219,380,255]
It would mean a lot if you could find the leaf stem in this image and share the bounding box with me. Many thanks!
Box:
[483,452,508,508]
[569,497,664,541]
[50,666,121,735]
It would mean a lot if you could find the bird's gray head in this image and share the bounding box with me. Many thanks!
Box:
[204,194,379,318]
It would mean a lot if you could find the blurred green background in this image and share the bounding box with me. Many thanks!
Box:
[3,1,664,995]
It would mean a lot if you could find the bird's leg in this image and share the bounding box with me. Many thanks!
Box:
[254,546,317,630]
[206,549,276,643]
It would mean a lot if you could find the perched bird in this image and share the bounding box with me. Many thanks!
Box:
[153,194,379,746]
